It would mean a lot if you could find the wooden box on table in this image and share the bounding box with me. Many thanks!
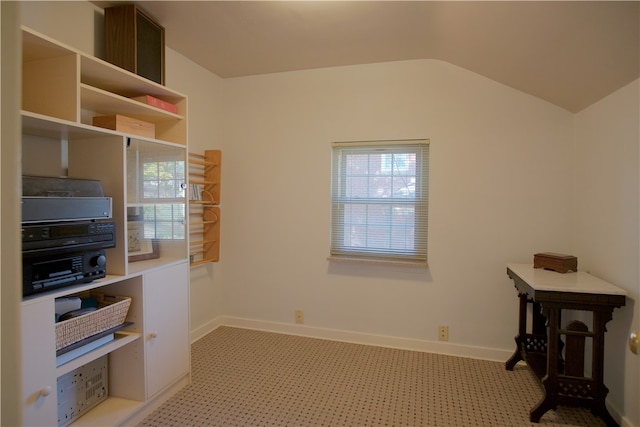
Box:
[533,252,577,273]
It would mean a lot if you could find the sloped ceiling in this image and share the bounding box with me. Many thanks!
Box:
[93,1,639,112]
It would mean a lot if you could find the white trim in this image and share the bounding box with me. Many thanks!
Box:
[612,400,631,427]
[190,317,224,343]
[332,138,429,147]
[214,315,512,362]
[119,377,190,426]
[327,255,428,267]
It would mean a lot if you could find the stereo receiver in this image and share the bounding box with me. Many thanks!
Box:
[22,221,116,296]
[23,249,107,296]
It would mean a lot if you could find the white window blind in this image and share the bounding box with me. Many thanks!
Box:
[127,139,186,243]
[141,157,186,240]
[330,139,429,264]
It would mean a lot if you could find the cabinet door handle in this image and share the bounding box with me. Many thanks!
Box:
[40,386,52,397]
[149,331,158,339]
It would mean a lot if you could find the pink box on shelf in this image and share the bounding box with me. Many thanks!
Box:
[132,95,178,114]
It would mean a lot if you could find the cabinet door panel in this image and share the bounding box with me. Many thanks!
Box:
[21,299,57,425]
[144,262,189,397]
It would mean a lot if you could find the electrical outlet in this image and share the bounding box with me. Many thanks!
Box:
[438,325,449,341]
[295,309,304,324]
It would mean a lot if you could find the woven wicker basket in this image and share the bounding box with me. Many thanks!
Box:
[55,294,131,351]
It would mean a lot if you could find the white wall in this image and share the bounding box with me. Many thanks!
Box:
[20,1,102,57]
[219,60,574,356]
[573,80,640,427]
[163,49,226,340]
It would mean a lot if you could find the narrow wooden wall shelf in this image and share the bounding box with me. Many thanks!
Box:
[188,150,221,265]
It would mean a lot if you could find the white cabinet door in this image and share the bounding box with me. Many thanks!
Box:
[21,298,57,426]
[144,262,190,398]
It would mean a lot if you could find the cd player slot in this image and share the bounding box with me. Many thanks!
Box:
[48,269,74,278]
[22,233,114,254]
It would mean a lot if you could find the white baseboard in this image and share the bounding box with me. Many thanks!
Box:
[190,317,224,343]
[197,315,513,362]
[118,375,191,427]
[608,400,628,427]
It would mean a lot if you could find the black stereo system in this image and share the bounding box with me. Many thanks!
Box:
[22,176,115,297]
[22,221,116,296]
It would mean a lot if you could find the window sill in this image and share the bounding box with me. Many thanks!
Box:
[327,256,428,268]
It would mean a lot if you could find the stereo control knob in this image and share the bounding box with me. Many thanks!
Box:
[91,254,106,268]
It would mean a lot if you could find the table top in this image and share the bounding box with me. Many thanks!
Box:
[507,264,627,296]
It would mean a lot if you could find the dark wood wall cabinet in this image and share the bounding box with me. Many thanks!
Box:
[105,4,165,85]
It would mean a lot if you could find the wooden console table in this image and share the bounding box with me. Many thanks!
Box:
[504,264,626,426]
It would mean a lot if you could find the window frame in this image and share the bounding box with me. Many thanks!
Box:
[329,139,430,266]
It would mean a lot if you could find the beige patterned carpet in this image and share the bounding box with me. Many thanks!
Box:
[138,326,606,426]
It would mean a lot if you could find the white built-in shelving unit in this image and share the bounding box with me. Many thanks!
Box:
[21,27,191,426]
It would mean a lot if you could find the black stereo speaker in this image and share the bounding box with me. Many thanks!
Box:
[104,4,165,85]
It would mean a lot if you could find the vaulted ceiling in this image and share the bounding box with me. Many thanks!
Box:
[93,1,639,113]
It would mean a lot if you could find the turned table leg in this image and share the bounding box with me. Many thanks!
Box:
[506,293,528,370]
[529,306,560,423]
[590,309,618,427]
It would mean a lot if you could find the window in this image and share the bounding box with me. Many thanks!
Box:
[330,139,429,265]
[141,158,186,240]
